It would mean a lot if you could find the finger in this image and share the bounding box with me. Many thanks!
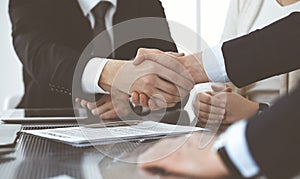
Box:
[192,99,200,117]
[87,102,97,110]
[166,52,185,57]
[131,91,140,105]
[139,93,149,107]
[80,99,88,108]
[95,96,108,106]
[225,87,233,92]
[133,54,146,65]
[134,48,163,65]
[138,53,194,87]
[148,99,162,111]
[100,110,118,120]
[198,102,225,115]
[197,111,224,122]
[197,93,226,108]
[75,98,81,103]
[211,85,226,92]
[155,78,182,97]
[91,102,113,116]
[157,65,194,91]
[211,85,232,93]
[151,97,168,109]
[156,78,190,100]
[152,88,181,105]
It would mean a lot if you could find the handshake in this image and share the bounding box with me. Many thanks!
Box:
[76,48,209,120]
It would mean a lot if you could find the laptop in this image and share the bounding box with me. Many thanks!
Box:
[1,108,88,124]
[0,124,21,146]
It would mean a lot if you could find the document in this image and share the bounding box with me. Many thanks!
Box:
[23,121,205,147]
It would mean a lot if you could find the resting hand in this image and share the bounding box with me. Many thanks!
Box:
[138,133,229,178]
[75,91,131,120]
[193,85,259,124]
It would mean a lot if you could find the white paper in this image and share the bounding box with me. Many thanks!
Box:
[23,121,206,146]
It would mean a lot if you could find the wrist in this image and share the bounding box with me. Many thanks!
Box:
[99,60,127,92]
[183,53,209,84]
[211,150,231,178]
[249,101,260,117]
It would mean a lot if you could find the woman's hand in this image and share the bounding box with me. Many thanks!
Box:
[193,85,259,124]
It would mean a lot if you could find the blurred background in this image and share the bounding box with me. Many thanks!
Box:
[0,0,230,114]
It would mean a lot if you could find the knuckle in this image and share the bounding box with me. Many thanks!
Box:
[201,104,210,112]
[205,96,212,104]
[197,93,205,101]
[137,48,146,54]
[142,77,151,85]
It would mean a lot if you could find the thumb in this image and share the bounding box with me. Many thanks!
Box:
[166,52,185,57]
[225,87,233,92]
[211,85,232,92]
[133,55,145,65]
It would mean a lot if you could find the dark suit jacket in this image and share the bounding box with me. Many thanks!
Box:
[9,0,177,108]
[222,12,300,179]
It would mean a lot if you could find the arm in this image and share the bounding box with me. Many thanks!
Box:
[133,13,300,88]
[139,83,300,178]
[223,12,300,87]
[138,133,230,179]
[9,0,85,92]
[10,0,187,101]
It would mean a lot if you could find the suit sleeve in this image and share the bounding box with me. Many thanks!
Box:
[244,81,300,178]
[9,0,82,95]
[221,12,300,177]
[222,12,300,88]
[139,0,177,52]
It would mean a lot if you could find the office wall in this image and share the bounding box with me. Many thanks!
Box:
[0,0,229,115]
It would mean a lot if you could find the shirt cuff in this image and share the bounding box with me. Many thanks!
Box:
[202,44,230,82]
[82,58,110,94]
[213,120,260,178]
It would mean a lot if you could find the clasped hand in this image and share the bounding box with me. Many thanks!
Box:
[77,48,202,119]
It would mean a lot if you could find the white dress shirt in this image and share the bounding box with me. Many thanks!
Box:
[78,0,117,94]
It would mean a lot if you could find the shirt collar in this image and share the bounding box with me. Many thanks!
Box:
[78,0,117,16]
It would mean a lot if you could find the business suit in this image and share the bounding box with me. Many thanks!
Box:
[9,0,177,109]
[222,12,300,178]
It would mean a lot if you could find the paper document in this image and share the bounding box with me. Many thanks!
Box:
[23,121,205,147]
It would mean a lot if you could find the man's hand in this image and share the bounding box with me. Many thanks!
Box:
[138,133,230,178]
[76,91,131,120]
[193,85,259,124]
[99,52,194,109]
[133,48,209,84]
[131,50,187,110]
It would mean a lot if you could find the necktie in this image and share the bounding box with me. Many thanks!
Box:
[91,1,113,57]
